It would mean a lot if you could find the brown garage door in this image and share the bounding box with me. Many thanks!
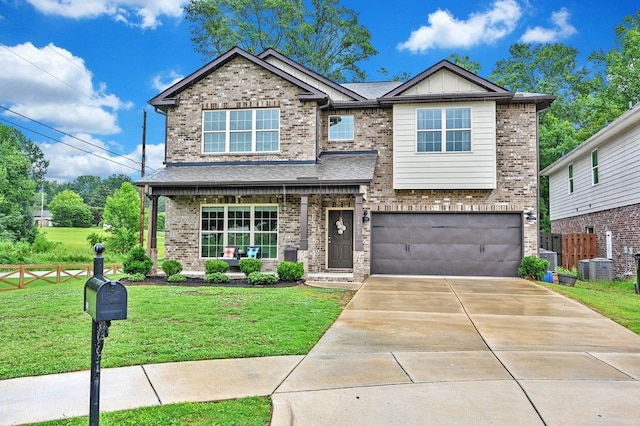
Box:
[371,213,523,276]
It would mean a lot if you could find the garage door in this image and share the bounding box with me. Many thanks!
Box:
[371,213,523,276]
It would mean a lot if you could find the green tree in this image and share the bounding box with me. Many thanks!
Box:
[102,182,140,253]
[185,0,377,82]
[447,54,481,74]
[49,190,93,228]
[0,124,39,242]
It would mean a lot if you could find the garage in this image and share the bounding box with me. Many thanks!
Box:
[370,213,523,277]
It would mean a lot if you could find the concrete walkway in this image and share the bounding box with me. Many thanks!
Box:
[2,276,640,425]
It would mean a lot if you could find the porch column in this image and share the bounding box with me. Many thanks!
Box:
[146,194,159,271]
[300,195,308,250]
[355,194,363,251]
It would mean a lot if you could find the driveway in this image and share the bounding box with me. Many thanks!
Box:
[272,276,640,425]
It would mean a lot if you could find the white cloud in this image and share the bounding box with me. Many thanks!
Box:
[0,42,131,135]
[26,0,186,29]
[520,8,577,43]
[39,133,165,181]
[151,70,184,92]
[397,0,522,53]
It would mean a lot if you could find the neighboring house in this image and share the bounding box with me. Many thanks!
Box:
[33,210,53,227]
[138,47,553,281]
[541,103,640,278]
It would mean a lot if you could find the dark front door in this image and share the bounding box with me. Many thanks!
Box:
[328,210,353,269]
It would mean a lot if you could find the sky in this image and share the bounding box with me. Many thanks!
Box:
[0,0,638,182]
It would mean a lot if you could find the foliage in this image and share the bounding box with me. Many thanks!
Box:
[49,190,93,228]
[205,259,229,274]
[185,0,377,82]
[102,182,141,253]
[167,273,187,283]
[239,258,262,277]
[447,53,481,74]
[277,261,304,282]
[31,232,59,253]
[204,272,230,283]
[43,174,133,209]
[123,246,153,276]
[86,232,106,248]
[0,124,40,243]
[162,259,183,276]
[127,273,147,282]
[556,266,578,277]
[517,256,549,280]
[0,240,30,264]
[247,271,279,285]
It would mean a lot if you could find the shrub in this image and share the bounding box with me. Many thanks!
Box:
[239,258,262,277]
[247,271,279,285]
[167,273,187,283]
[127,272,146,282]
[205,272,229,283]
[123,246,153,276]
[86,232,105,248]
[162,259,183,276]
[32,233,58,253]
[517,255,549,280]
[277,261,304,282]
[205,259,229,274]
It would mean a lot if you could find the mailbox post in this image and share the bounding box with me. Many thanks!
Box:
[634,253,640,295]
[84,244,127,426]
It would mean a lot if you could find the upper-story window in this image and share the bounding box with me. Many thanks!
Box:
[328,115,354,141]
[203,108,280,153]
[568,163,574,193]
[417,107,471,152]
[591,149,599,185]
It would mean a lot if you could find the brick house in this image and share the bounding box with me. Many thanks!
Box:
[138,47,553,281]
[540,103,640,278]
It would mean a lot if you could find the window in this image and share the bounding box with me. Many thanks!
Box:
[329,115,354,140]
[592,149,599,185]
[203,109,279,153]
[568,164,574,193]
[417,107,471,152]
[201,205,278,259]
[586,226,594,234]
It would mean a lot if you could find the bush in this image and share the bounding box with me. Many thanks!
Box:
[86,232,105,248]
[167,273,187,283]
[277,261,304,282]
[0,240,31,264]
[205,259,229,274]
[123,246,153,276]
[239,258,262,277]
[127,272,146,282]
[162,259,183,276]
[205,272,229,283]
[517,255,549,280]
[32,233,59,253]
[247,271,279,285]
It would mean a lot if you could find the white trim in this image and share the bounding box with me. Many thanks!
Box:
[202,108,280,154]
[328,114,355,141]
[415,106,473,153]
[591,149,599,186]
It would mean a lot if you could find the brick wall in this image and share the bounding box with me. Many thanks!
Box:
[552,203,640,278]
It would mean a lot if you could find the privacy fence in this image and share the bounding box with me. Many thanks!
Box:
[540,233,597,269]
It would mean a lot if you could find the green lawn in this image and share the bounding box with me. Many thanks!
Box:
[540,279,640,334]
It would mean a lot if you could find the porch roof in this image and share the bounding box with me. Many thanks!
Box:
[137,151,377,196]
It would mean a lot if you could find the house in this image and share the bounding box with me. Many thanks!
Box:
[138,47,554,281]
[33,210,53,227]
[540,103,640,278]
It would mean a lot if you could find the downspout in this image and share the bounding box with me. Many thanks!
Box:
[316,98,331,162]
[153,106,168,165]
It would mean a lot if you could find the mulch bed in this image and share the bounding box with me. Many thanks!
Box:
[121,275,303,288]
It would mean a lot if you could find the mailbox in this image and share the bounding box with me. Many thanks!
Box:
[84,277,127,321]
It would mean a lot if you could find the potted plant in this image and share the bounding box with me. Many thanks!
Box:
[556,266,578,286]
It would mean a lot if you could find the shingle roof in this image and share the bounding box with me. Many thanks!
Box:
[341,82,403,99]
[137,151,378,188]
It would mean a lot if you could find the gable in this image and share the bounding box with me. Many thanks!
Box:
[396,69,489,96]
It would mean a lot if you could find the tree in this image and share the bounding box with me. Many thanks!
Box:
[185,0,377,82]
[102,182,140,253]
[49,190,93,228]
[447,54,481,74]
[0,124,40,242]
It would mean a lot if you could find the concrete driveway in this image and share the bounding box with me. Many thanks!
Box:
[272,276,640,425]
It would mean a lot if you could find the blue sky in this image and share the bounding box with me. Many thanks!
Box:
[0,0,637,181]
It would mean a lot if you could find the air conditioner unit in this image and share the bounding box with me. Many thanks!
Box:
[539,248,557,271]
[579,259,590,281]
[589,258,613,282]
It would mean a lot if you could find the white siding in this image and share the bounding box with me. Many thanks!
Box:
[264,57,354,101]
[393,101,497,189]
[548,124,640,220]
[400,69,487,95]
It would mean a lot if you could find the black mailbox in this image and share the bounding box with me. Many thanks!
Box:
[84,277,127,321]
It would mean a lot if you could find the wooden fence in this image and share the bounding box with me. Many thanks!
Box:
[0,264,123,291]
[541,233,597,269]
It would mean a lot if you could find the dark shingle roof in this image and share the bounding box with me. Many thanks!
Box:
[341,82,403,99]
[137,151,378,188]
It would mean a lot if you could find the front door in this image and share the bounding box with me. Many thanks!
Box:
[327,210,353,269]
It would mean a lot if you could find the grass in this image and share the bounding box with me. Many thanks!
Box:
[540,279,640,334]
[0,278,353,380]
[36,397,271,426]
